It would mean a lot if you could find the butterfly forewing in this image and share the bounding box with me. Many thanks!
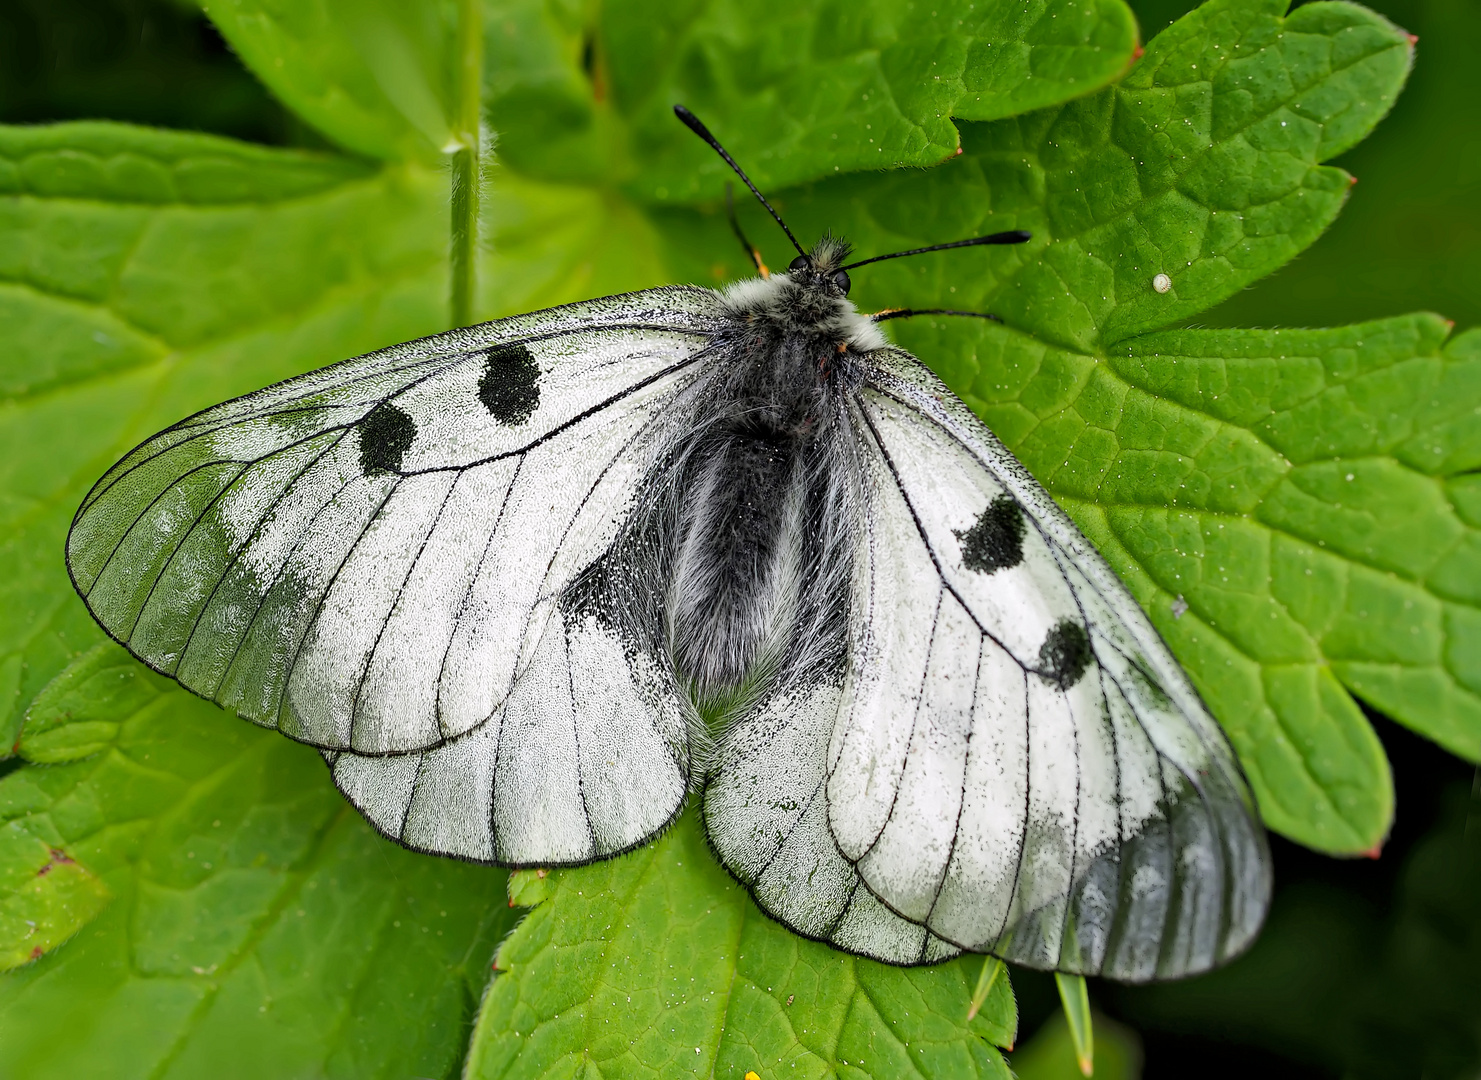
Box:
[818,351,1270,979]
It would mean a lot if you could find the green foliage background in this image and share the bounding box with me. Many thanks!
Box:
[0,0,1477,1076]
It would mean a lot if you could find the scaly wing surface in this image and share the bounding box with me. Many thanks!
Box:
[69,286,723,865]
[834,350,1270,979]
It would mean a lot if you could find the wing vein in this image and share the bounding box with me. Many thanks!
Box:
[397,347,712,477]
[84,455,245,606]
[853,404,1025,667]
[994,667,1033,952]
[1054,654,1087,970]
[123,430,339,646]
[923,635,985,925]
[82,320,711,515]
[564,619,598,855]
[856,585,944,862]
[119,450,299,643]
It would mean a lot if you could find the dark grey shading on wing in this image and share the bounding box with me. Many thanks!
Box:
[67,287,724,866]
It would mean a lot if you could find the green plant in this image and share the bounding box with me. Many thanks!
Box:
[2,0,1471,1076]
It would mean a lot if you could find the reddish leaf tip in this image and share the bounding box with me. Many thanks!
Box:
[1408,33,1419,44]
[1362,844,1383,859]
[29,947,44,961]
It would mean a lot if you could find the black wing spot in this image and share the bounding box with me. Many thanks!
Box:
[358,402,416,475]
[479,343,541,424]
[954,494,1026,574]
[1038,620,1091,690]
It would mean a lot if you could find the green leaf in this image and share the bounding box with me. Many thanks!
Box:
[597,0,1141,199]
[792,0,1415,354]
[1203,0,1481,337]
[200,0,465,161]
[0,643,517,1076]
[206,0,1140,191]
[0,821,111,973]
[969,956,1009,1021]
[1054,973,1094,1076]
[465,811,1016,1079]
[19,638,169,764]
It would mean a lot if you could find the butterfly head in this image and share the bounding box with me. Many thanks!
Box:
[719,250,886,356]
[785,235,854,297]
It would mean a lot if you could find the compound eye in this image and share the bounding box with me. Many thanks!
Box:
[788,255,810,273]
[832,268,851,295]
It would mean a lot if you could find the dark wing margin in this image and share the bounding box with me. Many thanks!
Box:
[68,286,724,867]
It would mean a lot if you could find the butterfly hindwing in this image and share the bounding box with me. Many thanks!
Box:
[703,670,964,965]
[68,286,723,865]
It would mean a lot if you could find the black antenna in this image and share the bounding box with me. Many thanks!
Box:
[841,230,1031,272]
[726,183,769,277]
[674,104,806,258]
[871,308,1003,324]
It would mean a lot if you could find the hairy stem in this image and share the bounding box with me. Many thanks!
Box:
[449,0,483,329]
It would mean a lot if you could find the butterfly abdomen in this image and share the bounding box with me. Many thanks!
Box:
[669,422,807,697]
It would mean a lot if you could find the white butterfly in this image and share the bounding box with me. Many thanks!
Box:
[66,107,1269,980]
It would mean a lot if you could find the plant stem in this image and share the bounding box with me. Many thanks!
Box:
[966,956,1005,1023]
[449,0,483,329]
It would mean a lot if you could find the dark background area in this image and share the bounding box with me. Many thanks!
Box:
[2,0,1476,1076]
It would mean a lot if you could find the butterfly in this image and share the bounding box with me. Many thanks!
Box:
[66,106,1270,981]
